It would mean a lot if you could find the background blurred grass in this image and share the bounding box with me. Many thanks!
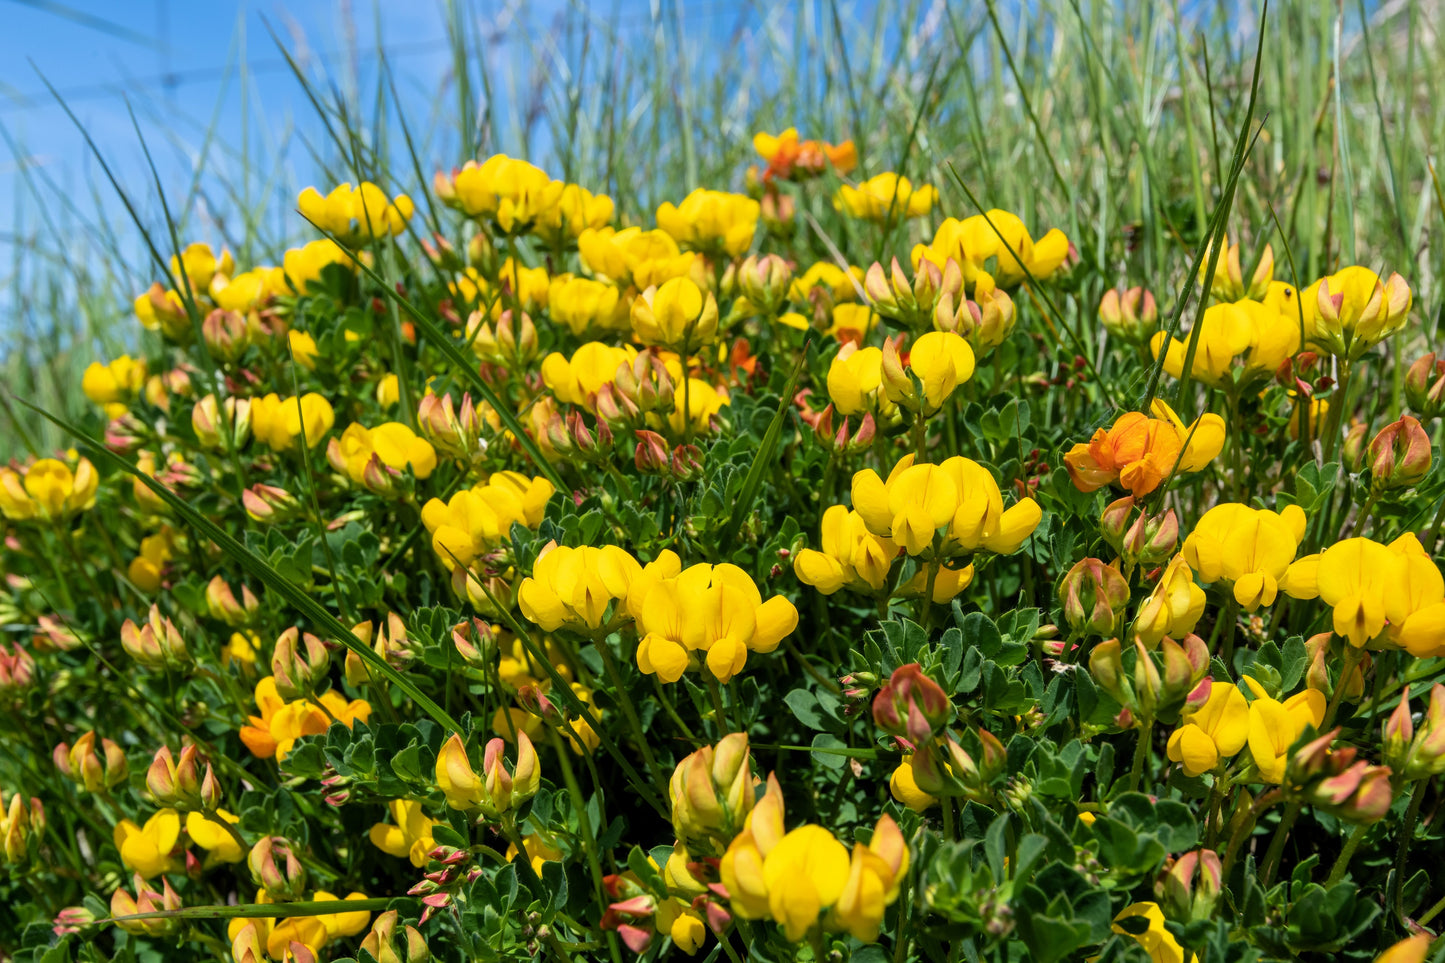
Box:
[2,0,1439,458]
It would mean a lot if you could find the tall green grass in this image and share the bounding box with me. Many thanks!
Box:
[2,0,1439,458]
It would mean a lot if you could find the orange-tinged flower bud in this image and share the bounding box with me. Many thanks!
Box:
[1405,353,1445,420]
[1156,849,1222,922]
[737,254,793,315]
[669,733,756,855]
[435,730,539,816]
[206,576,260,626]
[271,628,331,700]
[121,604,189,668]
[872,663,951,745]
[1,788,44,864]
[1099,286,1159,342]
[248,836,307,901]
[202,308,250,362]
[634,429,671,474]
[0,642,35,695]
[1059,558,1130,638]
[1368,415,1432,490]
[112,872,183,936]
[242,484,302,523]
[58,731,129,793]
[191,394,252,451]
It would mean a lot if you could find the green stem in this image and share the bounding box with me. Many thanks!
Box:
[541,731,622,963]
[1391,779,1427,925]
[1325,822,1368,886]
[1128,718,1155,793]
[593,637,668,791]
[1221,788,1283,882]
[1323,645,1365,730]
[1259,801,1303,887]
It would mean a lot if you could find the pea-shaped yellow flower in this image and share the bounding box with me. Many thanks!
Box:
[367,799,441,868]
[327,422,437,492]
[835,172,936,221]
[1181,503,1306,610]
[533,182,615,244]
[83,356,148,417]
[238,677,371,761]
[829,814,910,943]
[656,188,760,257]
[541,342,638,408]
[1166,683,1249,776]
[435,730,539,815]
[794,505,899,597]
[250,393,336,452]
[631,277,719,353]
[517,543,643,633]
[826,343,891,418]
[1150,296,1300,390]
[578,226,696,288]
[421,473,554,571]
[914,210,1071,290]
[1245,680,1325,783]
[113,809,180,879]
[888,756,937,812]
[186,809,245,866]
[547,275,630,336]
[437,155,565,234]
[298,182,413,246]
[282,238,354,294]
[0,457,99,522]
[1134,555,1207,647]
[881,331,975,415]
[1304,265,1412,360]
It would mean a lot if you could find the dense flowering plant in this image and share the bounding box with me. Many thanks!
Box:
[5,12,1445,963]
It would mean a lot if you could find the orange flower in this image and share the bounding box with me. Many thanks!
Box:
[1064,412,1182,497]
[752,128,857,182]
[238,677,371,761]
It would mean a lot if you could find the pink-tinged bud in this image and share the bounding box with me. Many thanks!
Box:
[0,643,36,694]
[595,383,640,427]
[872,663,951,744]
[1156,635,1210,723]
[670,444,704,481]
[202,308,250,362]
[105,413,147,454]
[761,191,795,234]
[544,414,574,457]
[34,615,84,653]
[120,604,189,668]
[1368,415,1432,490]
[53,906,97,936]
[271,627,331,700]
[567,411,598,458]
[248,836,307,901]
[191,394,251,451]
[145,745,178,805]
[737,254,792,314]
[421,233,463,272]
[1088,638,1130,707]
[1405,353,1445,420]
[634,430,671,474]
[1099,496,1136,551]
[451,619,497,669]
[1099,286,1158,343]
[1058,558,1131,638]
[1157,848,1222,921]
[978,729,1007,782]
[863,261,894,311]
[515,683,560,723]
[1124,508,1179,566]
[60,732,128,793]
[241,483,301,523]
[206,577,258,626]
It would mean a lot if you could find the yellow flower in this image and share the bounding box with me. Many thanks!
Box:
[369,799,442,867]
[186,809,245,865]
[282,239,355,293]
[211,268,284,313]
[298,182,413,246]
[880,331,975,415]
[631,277,720,353]
[835,172,936,221]
[826,343,892,417]
[888,756,937,812]
[435,731,540,814]
[167,242,233,294]
[788,262,865,304]
[224,632,261,675]
[829,814,910,943]
[1305,265,1412,359]
[1373,935,1432,963]
[653,364,730,436]
[547,275,630,336]
[656,188,760,256]
[83,356,148,417]
[238,677,371,761]
[1134,555,1207,647]
[1166,684,1249,776]
[128,529,176,594]
[627,557,799,683]
[1149,297,1300,389]
[732,822,850,941]
[850,453,1041,558]
[1112,902,1189,963]
[250,393,336,452]
[1149,399,1227,474]
[113,809,180,879]
[228,890,370,960]
[439,155,565,234]
[794,505,900,597]
[421,472,554,570]
[518,543,643,633]
[1299,537,1401,648]
[541,342,637,408]
[533,183,615,244]
[753,128,858,180]
[327,422,437,491]
[505,833,565,876]
[0,457,99,522]
[1198,233,1273,301]
[914,211,1071,290]
[578,226,697,288]
[1245,679,1326,783]
[1181,503,1307,610]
